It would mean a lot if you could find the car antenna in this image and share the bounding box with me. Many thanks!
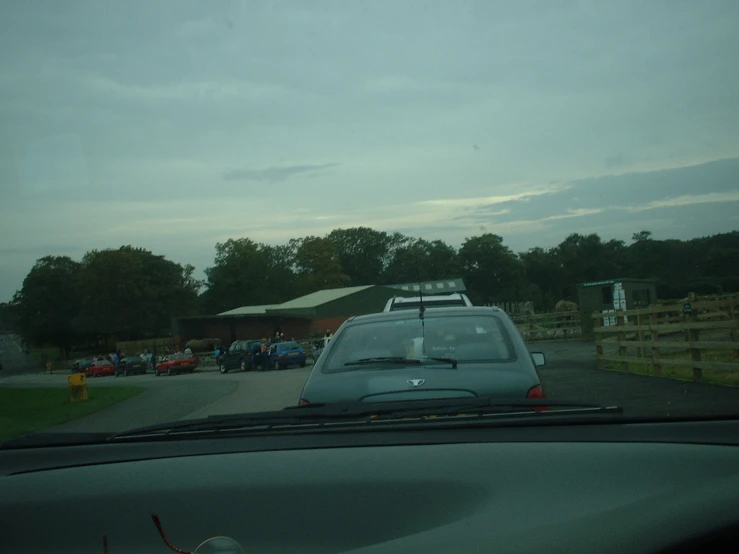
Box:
[413,250,426,319]
[413,247,426,355]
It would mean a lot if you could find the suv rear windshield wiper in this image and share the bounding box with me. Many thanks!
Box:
[109,397,622,440]
[345,356,458,369]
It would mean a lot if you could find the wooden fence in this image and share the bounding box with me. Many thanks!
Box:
[511,311,581,341]
[486,301,533,316]
[593,297,739,382]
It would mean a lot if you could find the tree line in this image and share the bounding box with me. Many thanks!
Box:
[6,228,739,355]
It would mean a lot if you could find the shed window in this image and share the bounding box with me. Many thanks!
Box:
[601,286,613,304]
[633,288,651,306]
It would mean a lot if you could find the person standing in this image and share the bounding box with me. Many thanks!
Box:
[260,339,268,371]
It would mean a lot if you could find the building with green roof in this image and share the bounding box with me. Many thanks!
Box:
[172,282,451,348]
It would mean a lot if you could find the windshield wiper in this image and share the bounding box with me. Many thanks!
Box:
[345,356,416,366]
[110,397,622,440]
[345,356,457,369]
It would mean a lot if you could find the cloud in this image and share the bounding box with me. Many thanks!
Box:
[222,163,338,183]
[1,2,739,300]
[416,186,564,209]
[624,191,739,212]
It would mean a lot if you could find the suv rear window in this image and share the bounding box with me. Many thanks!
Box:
[323,314,515,373]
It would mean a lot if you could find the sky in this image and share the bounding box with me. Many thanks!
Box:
[1,0,738,302]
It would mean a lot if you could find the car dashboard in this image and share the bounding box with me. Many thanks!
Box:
[2,418,739,554]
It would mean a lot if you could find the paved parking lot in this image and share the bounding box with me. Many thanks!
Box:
[3,341,739,435]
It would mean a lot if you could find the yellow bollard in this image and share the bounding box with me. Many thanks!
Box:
[67,373,89,403]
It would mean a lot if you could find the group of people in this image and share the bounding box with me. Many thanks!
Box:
[212,329,332,371]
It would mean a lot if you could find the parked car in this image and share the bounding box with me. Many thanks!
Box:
[268,341,307,370]
[154,353,199,376]
[299,306,546,405]
[311,336,332,362]
[86,359,116,378]
[218,340,262,373]
[72,358,94,373]
[115,355,148,376]
[383,293,473,312]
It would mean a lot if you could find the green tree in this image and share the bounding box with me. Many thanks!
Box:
[554,233,628,298]
[382,238,461,284]
[0,302,16,332]
[10,256,82,357]
[519,247,566,310]
[202,238,296,313]
[326,227,403,285]
[292,236,350,293]
[458,234,524,305]
[76,246,200,341]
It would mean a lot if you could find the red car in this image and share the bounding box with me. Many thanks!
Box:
[154,353,199,376]
[86,359,116,377]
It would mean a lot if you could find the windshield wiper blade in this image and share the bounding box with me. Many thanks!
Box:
[344,356,457,368]
[345,356,419,366]
[110,397,622,440]
[425,357,458,369]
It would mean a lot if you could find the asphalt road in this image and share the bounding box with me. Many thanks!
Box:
[2,340,739,436]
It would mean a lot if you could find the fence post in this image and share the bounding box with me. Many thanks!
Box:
[687,311,702,382]
[636,310,645,358]
[650,312,662,377]
[616,311,628,371]
[594,312,604,369]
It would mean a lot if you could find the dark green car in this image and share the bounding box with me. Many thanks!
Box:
[219,340,261,373]
[115,355,148,376]
[299,307,546,405]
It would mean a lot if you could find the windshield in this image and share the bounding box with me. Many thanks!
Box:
[324,315,514,372]
[1,2,739,446]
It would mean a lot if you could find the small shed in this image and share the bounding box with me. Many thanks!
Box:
[577,278,658,339]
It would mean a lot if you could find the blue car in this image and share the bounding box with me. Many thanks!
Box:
[268,341,307,370]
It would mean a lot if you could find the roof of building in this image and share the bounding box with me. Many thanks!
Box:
[208,282,458,322]
[218,304,279,316]
[268,285,374,311]
[577,278,658,287]
[388,278,466,294]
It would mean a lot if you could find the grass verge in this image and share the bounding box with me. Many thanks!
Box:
[0,386,145,443]
[605,348,739,387]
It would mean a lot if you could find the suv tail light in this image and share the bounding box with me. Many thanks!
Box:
[526,385,545,399]
[526,385,548,412]
[299,399,310,405]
